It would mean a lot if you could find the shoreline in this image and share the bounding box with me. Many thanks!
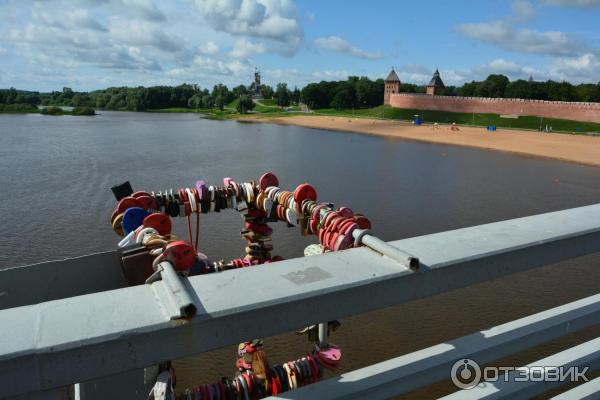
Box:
[238,115,600,168]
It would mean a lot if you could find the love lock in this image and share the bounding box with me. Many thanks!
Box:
[163,240,197,271]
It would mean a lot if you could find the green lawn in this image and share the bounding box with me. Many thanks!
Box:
[258,98,277,106]
[314,105,600,134]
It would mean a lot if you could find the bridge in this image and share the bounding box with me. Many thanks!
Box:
[1,204,599,399]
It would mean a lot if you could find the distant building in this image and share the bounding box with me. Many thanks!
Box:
[426,68,445,96]
[384,68,401,105]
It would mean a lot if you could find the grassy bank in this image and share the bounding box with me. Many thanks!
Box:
[313,106,600,134]
[0,104,39,113]
[0,105,96,116]
[4,102,597,134]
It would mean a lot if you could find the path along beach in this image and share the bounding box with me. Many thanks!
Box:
[240,115,600,167]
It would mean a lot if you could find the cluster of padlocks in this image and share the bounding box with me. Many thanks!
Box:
[110,172,371,283]
[109,172,370,399]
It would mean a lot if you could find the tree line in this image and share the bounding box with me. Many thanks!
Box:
[2,74,599,113]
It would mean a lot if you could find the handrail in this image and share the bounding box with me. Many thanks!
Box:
[1,204,600,398]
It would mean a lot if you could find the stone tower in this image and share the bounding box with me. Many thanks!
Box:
[426,68,445,96]
[384,68,401,105]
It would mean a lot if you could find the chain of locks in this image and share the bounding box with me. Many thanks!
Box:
[110,172,370,399]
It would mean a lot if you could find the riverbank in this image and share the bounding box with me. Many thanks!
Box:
[239,115,600,167]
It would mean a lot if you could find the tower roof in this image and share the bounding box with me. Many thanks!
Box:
[385,68,400,82]
[428,68,445,87]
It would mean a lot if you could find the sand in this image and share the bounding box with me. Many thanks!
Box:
[239,115,600,167]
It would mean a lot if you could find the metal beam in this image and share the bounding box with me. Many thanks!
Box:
[265,294,600,400]
[0,251,125,310]
[441,337,600,399]
[1,204,600,398]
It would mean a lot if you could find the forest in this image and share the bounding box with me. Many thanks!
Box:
[1,74,599,112]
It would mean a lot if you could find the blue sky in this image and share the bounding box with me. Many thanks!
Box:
[1,0,599,91]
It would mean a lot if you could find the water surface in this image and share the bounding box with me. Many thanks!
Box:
[1,112,599,397]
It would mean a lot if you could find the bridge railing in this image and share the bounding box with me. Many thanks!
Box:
[1,204,600,399]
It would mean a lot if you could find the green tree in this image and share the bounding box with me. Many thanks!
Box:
[330,89,353,109]
[187,94,202,109]
[236,95,255,114]
[214,95,225,111]
[275,83,290,108]
[261,85,274,99]
[201,95,213,109]
[62,87,74,99]
[291,86,300,104]
[232,85,249,98]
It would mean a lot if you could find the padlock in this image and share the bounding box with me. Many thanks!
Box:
[143,213,172,236]
[121,207,150,236]
[163,240,197,271]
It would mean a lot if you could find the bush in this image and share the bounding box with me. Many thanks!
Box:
[236,95,255,114]
[40,106,64,115]
[72,107,96,116]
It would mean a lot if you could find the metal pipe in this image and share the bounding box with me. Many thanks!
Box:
[155,261,197,319]
[318,322,328,348]
[353,229,419,270]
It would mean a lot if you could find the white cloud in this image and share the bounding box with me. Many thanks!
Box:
[544,0,600,7]
[230,38,267,58]
[549,53,600,82]
[314,36,382,60]
[120,0,167,21]
[470,58,542,81]
[0,47,6,55]
[108,18,182,52]
[193,0,303,56]
[511,0,534,21]
[311,69,350,81]
[456,20,580,56]
[32,8,108,32]
[198,41,220,55]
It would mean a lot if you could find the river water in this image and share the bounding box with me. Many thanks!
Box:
[1,111,599,397]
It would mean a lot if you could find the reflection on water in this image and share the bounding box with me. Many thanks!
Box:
[1,112,599,397]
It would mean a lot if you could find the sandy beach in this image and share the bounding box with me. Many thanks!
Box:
[240,115,600,167]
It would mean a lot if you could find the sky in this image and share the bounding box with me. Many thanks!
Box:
[1,0,599,92]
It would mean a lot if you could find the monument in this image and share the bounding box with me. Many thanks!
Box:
[253,67,263,99]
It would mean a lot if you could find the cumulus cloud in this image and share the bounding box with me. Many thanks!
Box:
[472,58,539,79]
[544,0,600,7]
[549,53,600,82]
[198,41,220,55]
[511,0,534,21]
[8,6,170,73]
[108,17,182,52]
[230,38,267,58]
[32,8,108,32]
[120,0,167,21]
[193,0,303,56]
[314,36,382,60]
[456,20,581,56]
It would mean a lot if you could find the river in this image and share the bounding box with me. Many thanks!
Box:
[1,111,599,397]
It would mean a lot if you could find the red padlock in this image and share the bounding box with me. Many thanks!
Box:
[259,172,279,191]
[163,240,197,271]
[135,195,157,210]
[117,196,139,214]
[143,213,172,236]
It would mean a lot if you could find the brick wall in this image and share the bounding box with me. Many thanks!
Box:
[388,93,600,123]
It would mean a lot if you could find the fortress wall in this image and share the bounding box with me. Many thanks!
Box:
[388,93,600,124]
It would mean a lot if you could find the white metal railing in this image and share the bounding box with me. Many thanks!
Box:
[1,204,600,399]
